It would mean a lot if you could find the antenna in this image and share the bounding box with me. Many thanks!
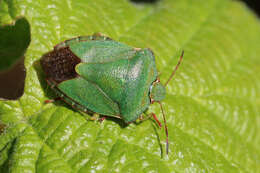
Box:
[164,51,184,86]
[158,101,169,155]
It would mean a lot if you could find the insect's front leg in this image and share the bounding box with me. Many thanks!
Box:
[138,113,162,128]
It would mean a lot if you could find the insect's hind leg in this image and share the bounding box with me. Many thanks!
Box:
[44,97,62,104]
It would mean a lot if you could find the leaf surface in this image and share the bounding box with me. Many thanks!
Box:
[0,0,260,172]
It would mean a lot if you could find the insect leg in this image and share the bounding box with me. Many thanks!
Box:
[44,97,62,104]
[90,113,100,121]
[99,116,107,123]
[138,113,162,128]
[89,114,106,123]
[151,113,162,128]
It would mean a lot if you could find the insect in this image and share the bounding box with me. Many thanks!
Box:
[40,33,183,155]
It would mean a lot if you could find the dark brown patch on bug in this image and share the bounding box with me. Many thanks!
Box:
[41,47,81,83]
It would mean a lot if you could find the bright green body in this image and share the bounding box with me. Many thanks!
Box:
[49,35,159,123]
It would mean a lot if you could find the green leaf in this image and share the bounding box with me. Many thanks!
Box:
[0,17,30,70]
[0,0,11,25]
[1,0,260,172]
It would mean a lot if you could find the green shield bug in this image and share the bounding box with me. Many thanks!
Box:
[40,33,184,155]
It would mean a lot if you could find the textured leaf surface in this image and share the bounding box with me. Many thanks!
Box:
[0,0,260,172]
